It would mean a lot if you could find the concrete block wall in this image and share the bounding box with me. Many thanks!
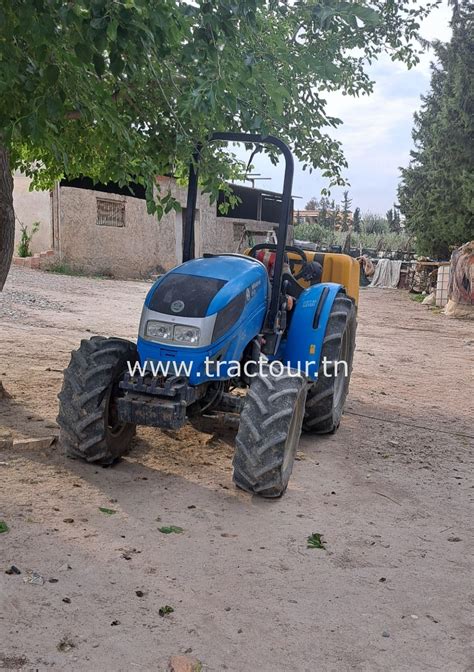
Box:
[12,250,55,270]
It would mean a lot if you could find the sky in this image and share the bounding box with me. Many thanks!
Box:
[237,1,453,215]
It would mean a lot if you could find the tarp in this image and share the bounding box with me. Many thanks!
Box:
[448,241,474,305]
[443,241,474,318]
[369,259,402,289]
[357,255,375,277]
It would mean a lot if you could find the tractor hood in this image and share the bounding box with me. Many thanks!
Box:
[139,255,268,350]
[144,255,267,318]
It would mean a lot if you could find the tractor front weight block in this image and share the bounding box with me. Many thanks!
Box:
[117,373,198,430]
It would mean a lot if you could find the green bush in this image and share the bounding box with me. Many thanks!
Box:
[361,212,389,235]
[294,224,411,252]
[293,222,327,243]
[17,221,39,257]
[46,262,84,276]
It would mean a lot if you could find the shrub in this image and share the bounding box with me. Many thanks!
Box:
[17,221,40,257]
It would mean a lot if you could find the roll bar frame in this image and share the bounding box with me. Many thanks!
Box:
[182,132,294,335]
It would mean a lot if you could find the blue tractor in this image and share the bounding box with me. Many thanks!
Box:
[58,133,358,497]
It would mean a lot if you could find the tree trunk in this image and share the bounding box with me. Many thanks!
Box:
[0,143,15,291]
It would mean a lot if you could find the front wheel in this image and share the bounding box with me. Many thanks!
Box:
[57,336,138,465]
[303,292,357,434]
[233,368,307,498]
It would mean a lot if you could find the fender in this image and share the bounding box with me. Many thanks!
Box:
[282,283,344,381]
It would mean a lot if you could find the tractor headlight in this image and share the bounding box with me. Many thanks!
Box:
[146,320,173,341]
[145,320,201,346]
[173,325,201,345]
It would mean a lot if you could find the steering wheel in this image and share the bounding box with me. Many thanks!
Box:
[248,243,309,279]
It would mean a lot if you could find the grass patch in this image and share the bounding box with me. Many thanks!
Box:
[46,262,85,276]
[409,293,425,303]
[46,262,114,280]
[158,525,184,534]
[307,532,326,549]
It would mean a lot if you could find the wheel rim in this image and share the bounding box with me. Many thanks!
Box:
[105,372,128,437]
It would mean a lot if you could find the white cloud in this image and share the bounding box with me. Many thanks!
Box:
[325,89,421,161]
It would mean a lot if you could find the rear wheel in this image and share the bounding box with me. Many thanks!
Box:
[233,368,307,497]
[303,292,356,434]
[57,336,138,465]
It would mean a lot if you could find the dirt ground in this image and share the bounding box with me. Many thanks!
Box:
[0,266,473,672]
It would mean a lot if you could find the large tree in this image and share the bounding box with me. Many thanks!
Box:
[362,211,389,234]
[1,0,434,289]
[398,0,474,258]
[386,204,401,232]
[305,197,319,211]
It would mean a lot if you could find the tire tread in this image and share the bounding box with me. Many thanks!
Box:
[57,336,137,465]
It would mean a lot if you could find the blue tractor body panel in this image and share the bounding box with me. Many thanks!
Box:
[279,283,343,380]
[137,254,343,386]
[138,256,268,385]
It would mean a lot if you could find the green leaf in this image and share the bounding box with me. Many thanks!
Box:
[307,532,326,549]
[0,520,9,533]
[352,6,382,26]
[44,64,59,84]
[313,6,334,24]
[93,53,105,77]
[107,19,118,41]
[91,17,106,30]
[109,53,124,76]
[158,605,174,616]
[99,507,117,515]
[158,525,183,534]
[74,43,92,63]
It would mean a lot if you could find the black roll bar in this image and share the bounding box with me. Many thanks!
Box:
[182,132,294,334]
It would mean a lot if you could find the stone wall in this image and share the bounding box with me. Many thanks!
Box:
[13,173,52,254]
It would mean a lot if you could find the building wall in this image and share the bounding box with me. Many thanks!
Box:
[58,187,173,278]
[13,173,52,254]
[55,178,294,279]
[56,178,216,279]
[12,172,294,272]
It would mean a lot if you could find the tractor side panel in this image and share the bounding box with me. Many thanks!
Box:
[282,283,343,380]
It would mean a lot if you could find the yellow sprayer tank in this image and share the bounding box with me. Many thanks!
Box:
[287,250,360,305]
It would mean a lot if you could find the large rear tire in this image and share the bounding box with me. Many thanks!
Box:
[57,336,138,465]
[303,292,356,434]
[233,369,307,498]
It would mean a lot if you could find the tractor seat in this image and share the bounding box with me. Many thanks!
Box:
[255,249,277,277]
[256,250,303,299]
